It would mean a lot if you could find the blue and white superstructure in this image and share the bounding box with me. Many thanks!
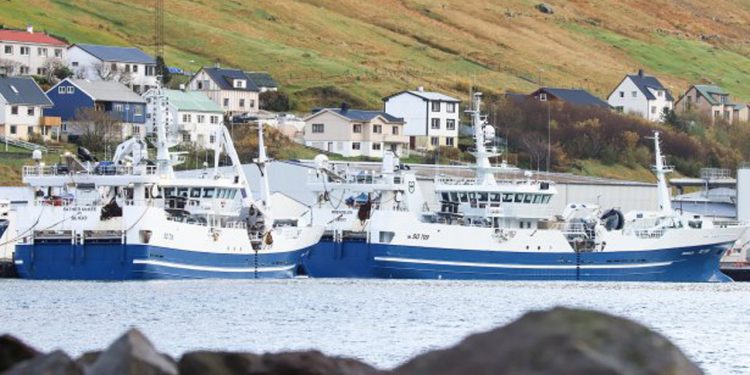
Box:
[13,85,322,280]
[303,93,746,281]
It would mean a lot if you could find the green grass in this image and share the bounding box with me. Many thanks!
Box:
[568,160,656,183]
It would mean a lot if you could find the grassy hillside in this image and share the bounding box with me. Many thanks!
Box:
[2,0,750,109]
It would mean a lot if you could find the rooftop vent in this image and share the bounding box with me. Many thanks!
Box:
[26,24,33,34]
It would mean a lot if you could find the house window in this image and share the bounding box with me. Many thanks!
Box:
[539,93,548,102]
[615,106,624,112]
[353,124,362,133]
[373,125,382,133]
[27,107,34,116]
[183,114,192,123]
[222,98,229,107]
[19,46,29,55]
[27,126,33,135]
[66,86,74,94]
[183,133,191,143]
[37,47,47,56]
[713,110,720,119]
[110,63,117,71]
[447,103,456,113]
[392,126,399,135]
[233,79,246,89]
[372,143,381,150]
[446,119,456,130]
[657,90,663,97]
[132,85,141,93]
[430,137,439,146]
[210,116,219,124]
[9,125,16,134]
[54,49,63,58]
[145,65,155,76]
[431,118,440,129]
[446,137,455,146]
[431,101,440,112]
[134,105,143,116]
[209,135,216,144]
[36,68,47,75]
[58,86,66,94]
[132,64,139,73]
[651,106,656,114]
[352,142,361,150]
[197,115,205,123]
[19,66,29,74]
[724,111,731,120]
[3,45,12,55]
[249,100,255,108]
[239,99,245,108]
[71,61,79,67]
[196,81,203,90]
[114,104,124,112]
[631,91,637,98]
[619,91,624,98]
[124,64,131,73]
[312,123,325,133]
[10,106,18,115]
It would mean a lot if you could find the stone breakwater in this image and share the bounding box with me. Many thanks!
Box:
[0,307,702,375]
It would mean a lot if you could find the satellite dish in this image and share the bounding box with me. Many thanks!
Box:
[314,154,330,170]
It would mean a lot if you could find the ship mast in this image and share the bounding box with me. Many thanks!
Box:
[468,92,501,186]
[651,131,674,214]
[152,82,174,178]
[255,124,274,227]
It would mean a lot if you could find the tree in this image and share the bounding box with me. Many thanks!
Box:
[0,58,22,76]
[259,91,291,112]
[93,61,133,85]
[40,58,73,84]
[662,108,685,132]
[70,108,123,156]
[156,56,172,85]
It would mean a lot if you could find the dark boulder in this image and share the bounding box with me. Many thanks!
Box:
[2,350,82,375]
[179,350,381,375]
[75,350,101,369]
[536,3,555,14]
[87,328,177,375]
[393,307,702,375]
[0,335,40,372]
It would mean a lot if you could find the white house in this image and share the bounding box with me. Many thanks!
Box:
[187,66,260,115]
[303,106,408,158]
[144,88,223,149]
[0,25,67,76]
[383,87,461,150]
[67,44,158,94]
[0,76,55,141]
[607,70,673,122]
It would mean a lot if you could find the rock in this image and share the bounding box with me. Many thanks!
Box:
[536,3,554,14]
[75,350,101,368]
[178,350,381,375]
[3,350,82,375]
[393,307,702,375]
[0,335,40,372]
[262,351,381,375]
[87,329,177,375]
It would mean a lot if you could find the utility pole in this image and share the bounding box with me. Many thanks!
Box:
[155,0,165,78]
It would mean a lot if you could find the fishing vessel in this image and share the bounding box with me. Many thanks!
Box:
[303,93,746,281]
[12,85,322,280]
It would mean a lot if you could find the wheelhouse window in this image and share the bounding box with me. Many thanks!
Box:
[203,188,215,198]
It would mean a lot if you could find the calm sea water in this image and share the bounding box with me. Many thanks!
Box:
[1,279,748,374]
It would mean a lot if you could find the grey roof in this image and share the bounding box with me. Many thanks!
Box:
[316,108,403,122]
[627,73,673,101]
[245,72,278,88]
[534,87,610,108]
[65,79,146,103]
[0,77,52,106]
[383,90,461,102]
[202,67,259,92]
[73,44,155,64]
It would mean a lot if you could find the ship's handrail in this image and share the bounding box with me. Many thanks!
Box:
[308,172,404,186]
[435,176,554,186]
[23,165,158,177]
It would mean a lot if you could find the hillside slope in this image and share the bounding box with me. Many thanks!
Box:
[2,0,749,109]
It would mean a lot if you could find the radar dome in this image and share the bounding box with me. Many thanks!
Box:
[314,154,330,170]
[32,149,43,161]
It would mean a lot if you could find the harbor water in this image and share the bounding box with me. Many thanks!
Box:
[1,279,748,375]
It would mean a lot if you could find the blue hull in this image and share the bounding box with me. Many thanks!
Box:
[302,239,732,282]
[14,243,309,280]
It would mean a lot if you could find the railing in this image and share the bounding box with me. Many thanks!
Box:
[700,168,732,180]
[435,176,554,186]
[23,164,158,177]
[0,135,47,152]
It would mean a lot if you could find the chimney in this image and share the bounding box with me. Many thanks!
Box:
[638,69,644,78]
[340,102,350,113]
[214,60,221,69]
[26,24,33,34]
[417,86,424,92]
